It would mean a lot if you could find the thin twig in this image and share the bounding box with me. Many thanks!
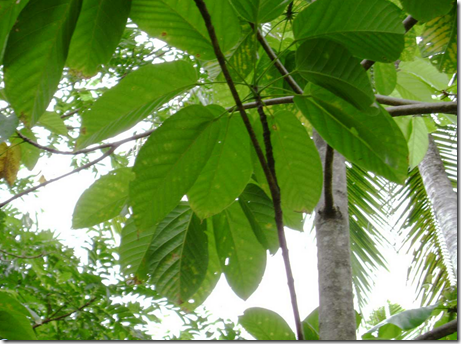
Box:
[0,147,116,208]
[0,249,46,260]
[193,0,304,339]
[32,297,97,329]
[60,108,81,119]
[414,319,458,340]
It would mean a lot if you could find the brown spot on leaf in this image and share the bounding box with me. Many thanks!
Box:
[161,31,167,36]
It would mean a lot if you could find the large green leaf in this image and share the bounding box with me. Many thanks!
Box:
[130,105,221,231]
[394,117,429,170]
[296,39,374,110]
[396,71,437,102]
[11,128,40,171]
[302,308,320,340]
[228,0,291,23]
[292,0,405,62]
[130,0,241,60]
[238,183,279,254]
[213,202,266,300]
[374,62,397,96]
[239,307,295,340]
[0,0,29,62]
[37,112,68,136]
[400,0,452,23]
[139,203,208,304]
[77,61,198,149]
[3,0,82,125]
[419,6,457,74]
[72,167,134,229]
[67,0,131,77]
[0,291,36,340]
[188,112,252,219]
[399,57,450,91]
[295,85,409,184]
[0,113,18,143]
[270,110,323,213]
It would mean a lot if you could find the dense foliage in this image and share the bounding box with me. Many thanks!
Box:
[0,0,457,340]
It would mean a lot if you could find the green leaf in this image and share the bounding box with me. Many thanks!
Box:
[77,61,198,149]
[130,105,221,231]
[394,117,429,170]
[399,57,450,91]
[293,0,405,62]
[139,203,208,304]
[72,167,134,229]
[295,85,409,184]
[130,0,241,60]
[239,307,295,340]
[11,128,40,171]
[270,110,323,213]
[302,308,320,340]
[188,112,253,219]
[213,202,266,300]
[37,112,68,136]
[238,183,279,254]
[0,291,36,340]
[0,0,30,62]
[296,39,374,110]
[400,0,452,23]
[67,0,131,77]
[396,71,437,102]
[374,62,397,96]
[228,0,291,23]
[0,113,18,143]
[365,304,437,337]
[419,6,457,74]
[3,0,82,125]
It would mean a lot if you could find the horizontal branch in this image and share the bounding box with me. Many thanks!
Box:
[32,297,97,329]
[414,319,457,340]
[0,249,46,260]
[387,101,457,116]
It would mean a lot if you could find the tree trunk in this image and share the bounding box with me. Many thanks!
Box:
[418,134,457,275]
[314,132,356,340]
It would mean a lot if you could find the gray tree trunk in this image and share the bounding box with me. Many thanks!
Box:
[418,134,457,275]
[314,132,356,340]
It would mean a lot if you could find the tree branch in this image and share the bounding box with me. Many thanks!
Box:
[193,0,304,339]
[0,147,116,208]
[414,319,458,340]
[387,102,457,116]
[0,249,46,260]
[32,297,97,329]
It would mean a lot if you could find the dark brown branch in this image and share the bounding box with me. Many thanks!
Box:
[60,108,81,119]
[0,147,116,208]
[414,319,457,340]
[0,249,46,260]
[193,0,304,339]
[323,145,335,216]
[361,15,418,70]
[32,297,97,329]
[387,101,458,116]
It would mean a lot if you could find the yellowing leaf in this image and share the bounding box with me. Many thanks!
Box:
[1,143,21,186]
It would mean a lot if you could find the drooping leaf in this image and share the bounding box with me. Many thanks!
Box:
[0,113,18,143]
[130,0,241,60]
[270,110,323,213]
[77,61,198,149]
[130,105,221,231]
[188,112,253,219]
[374,62,397,96]
[239,307,295,340]
[400,0,452,23]
[11,128,40,170]
[228,0,291,23]
[72,168,134,229]
[139,203,208,304]
[296,38,374,110]
[3,0,82,125]
[238,183,279,254]
[213,202,266,300]
[67,0,131,77]
[295,84,409,184]
[0,0,29,62]
[394,117,429,170]
[293,0,405,62]
[0,291,36,340]
[399,57,450,91]
[0,143,21,186]
[419,6,457,74]
[395,71,437,102]
[37,112,68,136]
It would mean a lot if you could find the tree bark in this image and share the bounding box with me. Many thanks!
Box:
[314,132,356,340]
[418,134,458,274]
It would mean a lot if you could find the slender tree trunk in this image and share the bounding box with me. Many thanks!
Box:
[314,132,356,340]
[418,134,457,275]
